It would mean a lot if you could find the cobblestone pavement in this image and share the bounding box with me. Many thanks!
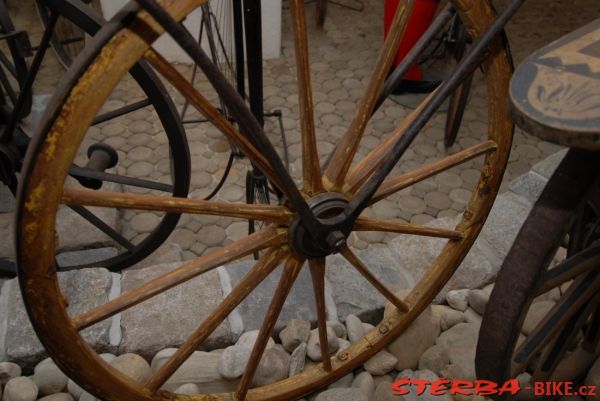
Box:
[0,0,598,263]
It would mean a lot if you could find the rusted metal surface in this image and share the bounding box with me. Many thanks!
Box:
[476,150,600,388]
[14,0,514,400]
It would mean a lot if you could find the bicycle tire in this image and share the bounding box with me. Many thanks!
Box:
[31,0,191,271]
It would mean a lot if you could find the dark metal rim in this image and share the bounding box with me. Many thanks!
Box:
[22,0,191,271]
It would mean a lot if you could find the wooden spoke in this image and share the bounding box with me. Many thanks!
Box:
[535,243,600,296]
[345,89,438,193]
[289,0,323,194]
[354,217,463,240]
[72,228,287,330]
[146,246,289,392]
[308,258,332,371]
[236,256,304,400]
[323,0,414,190]
[62,188,292,225]
[340,247,409,312]
[364,139,497,203]
[144,49,281,190]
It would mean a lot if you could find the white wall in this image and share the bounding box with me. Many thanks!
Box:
[99,0,282,62]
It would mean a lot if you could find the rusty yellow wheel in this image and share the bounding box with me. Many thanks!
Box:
[16,0,512,400]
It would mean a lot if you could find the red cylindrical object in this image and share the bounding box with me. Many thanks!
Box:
[384,0,438,81]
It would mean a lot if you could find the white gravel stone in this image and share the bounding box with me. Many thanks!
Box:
[37,394,74,401]
[445,289,469,312]
[307,327,339,361]
[328,372,354,389]
[418,344,450,376]
[431,305,466,331]
[326,321,347,339]
[0,363,21,387]
[364,351,398,376]
[336,338,351,355]
[289,343,307,377]
[279,319,310,352]
[252,346,290,387]
[32,359,68,396]
[467,289,489,315]
[173,383,200,395]
[2,377,38,401]
[464,307,482,325]
[345,314,365,344]
[522,301,554,335]
[363,323,375,333]
[315,387,367,401]
[109,353,151,382]
[351,371,375,399]
[387,306,440,370]
[217,345,251,380]
[237,330,276,351]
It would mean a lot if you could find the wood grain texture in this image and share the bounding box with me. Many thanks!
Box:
[354,217,463,239]
[308,258,333,371]
[289,0,323,194]
[62,188,292,224]
[145,49,283,188]
[323,0,414,190]
[369,140,497,203]
[146,247,289,391]
[236,256,304,400]
[340,247,409,312]
[509,18,600,150]
[73,228,286,330]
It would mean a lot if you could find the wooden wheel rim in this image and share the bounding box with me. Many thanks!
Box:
[16,1,513,400]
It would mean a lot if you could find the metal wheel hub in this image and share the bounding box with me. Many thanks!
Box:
[288,192,349,258]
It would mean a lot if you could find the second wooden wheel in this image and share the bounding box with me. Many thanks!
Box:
[16,0,512,400]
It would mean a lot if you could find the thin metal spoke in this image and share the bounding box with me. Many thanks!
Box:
[289,0,323,194]
[146,247,289,391]
[61,188,292,225]
[92,98,152,125]
[354,217,463,240]
[340,247,409,312]
[535,243,600,295]
[323,0,414,190]
[514,271,600,372]
[531,292,600,381]
[67,205,134,250]
[308,258,333,371]
[236,256,304,400]
[69,166,173,193]
[72,229,287,330]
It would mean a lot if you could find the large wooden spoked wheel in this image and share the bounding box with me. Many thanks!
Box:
[16,0,512,400]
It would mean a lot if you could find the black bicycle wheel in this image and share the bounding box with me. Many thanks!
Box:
[0,0,32,120]
[35,0,101,67]
[25,0,191,272]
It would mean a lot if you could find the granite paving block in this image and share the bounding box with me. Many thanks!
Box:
[0,268,113,369]
[119,263,233,359]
